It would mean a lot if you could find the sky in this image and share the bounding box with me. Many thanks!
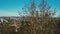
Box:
[0,0,60,17]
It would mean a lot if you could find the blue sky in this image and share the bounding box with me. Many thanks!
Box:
[0,0,60,17]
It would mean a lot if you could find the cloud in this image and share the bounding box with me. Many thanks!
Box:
[0,10,18,16]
